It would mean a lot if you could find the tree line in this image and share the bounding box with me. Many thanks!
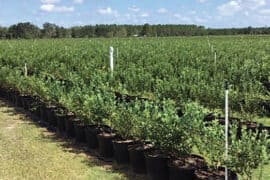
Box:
[0,22,270,39]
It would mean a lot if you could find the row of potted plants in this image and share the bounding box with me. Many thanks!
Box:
[0,86,238,180]
[0,67,269,179]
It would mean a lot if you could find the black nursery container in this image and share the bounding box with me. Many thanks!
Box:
[85,125,100,149]
[65,114,77,138]
[145,151,170,180]
[0,87,4,98]
[15,93,23,107]
[39,103,48,122]
[21,95,33,111]
[112,140,135,164]
[128,144,153,174]
[97,133,116,158]
[168,154,207,180]
[195,167,238,180]
[56,113,66,133]
[74,121,86,143]
[46,105,57,127]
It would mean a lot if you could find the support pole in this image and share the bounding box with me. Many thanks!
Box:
[24,63,28,77]
[110,46,114,73]
[214,51,217,65]
[225,81,229,180]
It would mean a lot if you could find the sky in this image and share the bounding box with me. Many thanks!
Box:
[0,0,270,28]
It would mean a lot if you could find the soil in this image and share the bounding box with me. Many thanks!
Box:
[170,154,207,169]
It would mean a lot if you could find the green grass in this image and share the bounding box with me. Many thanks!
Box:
[255,117,270,126]
[252,164,270,180]
[0,99,147,180]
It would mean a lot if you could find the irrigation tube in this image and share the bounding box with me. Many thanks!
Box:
[225,81,229,180]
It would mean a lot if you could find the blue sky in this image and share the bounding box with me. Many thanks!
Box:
[0,0,270,28]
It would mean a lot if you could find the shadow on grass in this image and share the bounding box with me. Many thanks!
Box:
[0,98,148,180]
[37,126,148,180]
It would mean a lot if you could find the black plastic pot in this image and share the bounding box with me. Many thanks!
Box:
[56,113,66,133]
[29,98,41,117]
[97,133,116,158]
[246,121,258,133]
[128,143,153,174]
[6,88,14,102]
[34,103,42,117]
[39,103,48,122]
[113,139,135,164]
[195,167,238,180]
[2,88,8,99]
[85,125,112,149]
[34,98,43,119]
[170,166,196,180]
[21,95,33,111]
[145,151,170,180]
[46,106,57,126]
[15,93,23,107]
[10,90,16,104]
[0,87,4,98]
[74,121,86,143]
[169,154,207,180]
[65,114,77,137]
[85,125,101,149]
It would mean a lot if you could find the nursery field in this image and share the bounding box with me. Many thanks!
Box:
[0,36,270,180]
[1,36,270,116]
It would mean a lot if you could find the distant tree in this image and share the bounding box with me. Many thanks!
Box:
[2,22,270,39]
[0,27,7,39]
[56,26,71,38]
[141,23,152,36]
[82,25,95,37]
[42,23,58,38]
[114,26,127,37]
[8,22,40,39]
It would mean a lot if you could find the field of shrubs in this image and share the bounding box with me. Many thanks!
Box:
[0,36,269,179]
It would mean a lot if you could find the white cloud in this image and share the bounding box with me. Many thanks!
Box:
[174,14,181,18]
[140,13,149,17]
[97,7,119,16]
[242,0,266,10]
[56,6,74,12]
[174,14,192,23]
[128,6,140,12]
[40,4,74,12]
[40,4,55,12]
[73,0,84,4]
[217,1,241,16]
[217,0,267,16]
[157,8,168,14]
[41,0,60,4]
[190,10,196,15]
[198,0,208,3]
[259,9,270,15]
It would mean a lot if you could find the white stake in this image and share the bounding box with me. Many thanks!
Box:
[225,81,229,180]
[207,36,211,48]
[110,46,114,73]
[117,47,119,62]
[214,51,217,68]
[24,63,28,77]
